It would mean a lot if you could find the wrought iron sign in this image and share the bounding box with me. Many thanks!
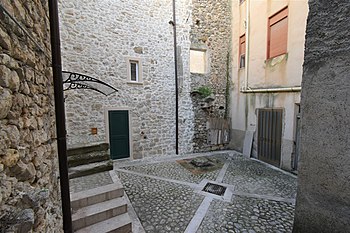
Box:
[62,71,118,96]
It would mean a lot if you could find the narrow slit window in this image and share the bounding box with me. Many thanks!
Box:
[126,58,142,84]
[130,61,139,82]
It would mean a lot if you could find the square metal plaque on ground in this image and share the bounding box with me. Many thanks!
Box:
[202,182,227,196]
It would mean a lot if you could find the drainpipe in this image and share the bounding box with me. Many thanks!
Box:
[241,86,301,93]
[244,0,250,91]
[48,1,72,232]
[171,0,179,155]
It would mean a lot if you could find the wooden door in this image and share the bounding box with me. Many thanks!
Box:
[108,110,130,160]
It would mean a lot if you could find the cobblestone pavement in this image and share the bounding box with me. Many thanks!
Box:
[114,151,297,233]
[69,151,297,232]
[222,156,297,199]
[197,197,294,233]
[69,171,113,193]
[118,172,204,233]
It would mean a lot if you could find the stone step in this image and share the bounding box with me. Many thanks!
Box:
[68,142,109,157]
[68,151,110,167]
[71,182,124,211]
[68,160,113,179]
[75,213,132,233]
[72,197,128,231]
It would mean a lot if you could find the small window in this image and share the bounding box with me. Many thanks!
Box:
[239,34,246,68]
[130,61,138,81]
[127,57,142,83]
[267,7,288,59]
[190,49,207,74]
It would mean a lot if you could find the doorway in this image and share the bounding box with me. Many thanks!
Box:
[257,108,283,167]
[108,110,130,160]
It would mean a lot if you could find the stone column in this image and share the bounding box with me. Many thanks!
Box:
[293,1,350,232]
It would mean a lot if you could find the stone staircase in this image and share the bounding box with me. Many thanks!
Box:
[68,143,113,179]
[70,181,132,233]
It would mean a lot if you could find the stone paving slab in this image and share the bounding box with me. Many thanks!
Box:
[118,172,204,233]
[69,171,113,193]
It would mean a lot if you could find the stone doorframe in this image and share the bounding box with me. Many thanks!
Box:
[104,107,134,159]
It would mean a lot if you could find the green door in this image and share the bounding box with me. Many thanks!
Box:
[108,110,130,160]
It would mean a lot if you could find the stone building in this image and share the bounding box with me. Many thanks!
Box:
[59,0,232,159]
[190,0,232,152]
[229,0,308,171]
[293,1,350,232]
[59,0,194,159]
[0,1,62,232]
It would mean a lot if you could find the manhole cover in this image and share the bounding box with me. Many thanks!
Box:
[202,183,227,196]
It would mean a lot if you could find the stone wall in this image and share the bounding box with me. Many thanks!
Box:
[190,0,231,152]
[59,0,194,158]
[0,1,62,232]
[293,1,350,232]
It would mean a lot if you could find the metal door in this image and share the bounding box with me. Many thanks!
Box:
[257,109,283,167]
[108,110,130,160]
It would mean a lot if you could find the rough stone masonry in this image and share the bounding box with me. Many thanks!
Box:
[0,1,62,232]
[59,0,195,158]
[293,0,350,232]
[190,0,232,152]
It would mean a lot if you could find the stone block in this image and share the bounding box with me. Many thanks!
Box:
[0,27,11,50]
[13,209,35,233]
[0,54,19,69]
[19,81,30,95]
[12,0,27,21]
[1,149,20,168]
[133,47,143,54]
[0,87,12,119]
[0,65,20,92]
[2,125,20,148]
[12,160,36,181]
[23,189,49,208]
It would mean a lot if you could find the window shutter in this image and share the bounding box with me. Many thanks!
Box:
[269,17,288,58]
[239,35,246,56]
[268,7,288,59]
[239,35,246,68]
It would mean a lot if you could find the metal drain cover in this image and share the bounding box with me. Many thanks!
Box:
[202,183,227,196]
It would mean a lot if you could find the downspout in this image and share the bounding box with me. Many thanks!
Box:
[171,0,179,155]
[243,0,251,130]
[48,1,72,232]
[244,0,250,91]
